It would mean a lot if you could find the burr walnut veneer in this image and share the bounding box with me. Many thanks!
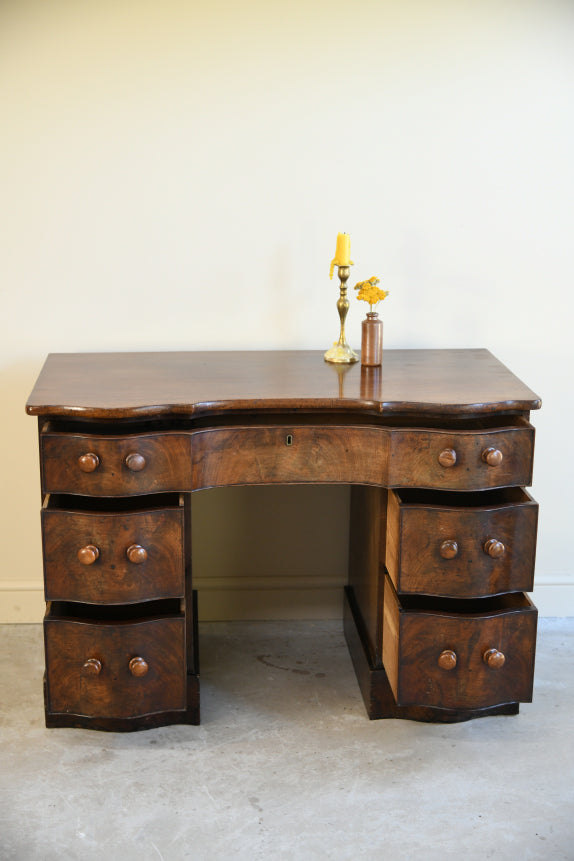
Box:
[26,349,541,731]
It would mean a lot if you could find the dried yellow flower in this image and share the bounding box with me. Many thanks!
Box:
[354,277,389,312]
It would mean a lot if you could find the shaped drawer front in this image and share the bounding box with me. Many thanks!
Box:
[192,425,386,488]
[382,577,537,710]
[388,420,534,491]
[44,611,186,719]
[386,488,538,599]
[41,432,191,496]
[42,498,185,604]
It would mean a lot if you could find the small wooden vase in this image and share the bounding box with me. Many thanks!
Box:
[361,312,383,366]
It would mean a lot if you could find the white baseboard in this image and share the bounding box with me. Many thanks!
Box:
[1,580,573,623]
[530,583,574,618]
[0,582,45,623]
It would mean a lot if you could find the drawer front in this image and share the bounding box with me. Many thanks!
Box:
[382,579,537,710]
[192,425,386,488]
[42,505,185,604]
[388,423,534,491]
[44,615,186,719]
[386,490,538,598]
[41,432,191,496]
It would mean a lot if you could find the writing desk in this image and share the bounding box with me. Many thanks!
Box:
[26,349,541,730]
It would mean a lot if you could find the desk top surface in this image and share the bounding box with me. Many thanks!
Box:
[26,349,541,419]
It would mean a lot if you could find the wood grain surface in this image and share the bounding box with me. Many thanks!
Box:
[26,349,541,419]
[44,613,186,719]
[382,577,537,710]
[192,425,387,488]
[42,500,185,604]
[386,488,538,598]
[41,431,191,496]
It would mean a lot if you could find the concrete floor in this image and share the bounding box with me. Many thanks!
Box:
[0,619,572,861]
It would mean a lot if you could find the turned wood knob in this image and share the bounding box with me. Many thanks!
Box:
[484,538,505,558]
[126,544,147,564]
[77,544,99,565]
[438,649,457,670]
[129,657,149,677]
[438,448,457,468]
[83,658,102,675]
[483,648,505,668]
[78,452,100,473]
[125,452,146,472]
[482,447,503,467]
[440,539,459,559]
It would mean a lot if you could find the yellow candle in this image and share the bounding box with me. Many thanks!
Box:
[330,233,353,278]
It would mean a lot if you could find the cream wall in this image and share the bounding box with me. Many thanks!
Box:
[1,0,573,621]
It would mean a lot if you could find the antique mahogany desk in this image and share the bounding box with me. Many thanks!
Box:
[26,349,541,731]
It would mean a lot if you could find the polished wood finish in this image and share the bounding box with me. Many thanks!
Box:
[382,576,537,710]
[27,349,540,729]
[484,648,506,668]
[386,420,534,490]
[77,544,99,565]
[125,452,146,472]
[438,649,457,670]
[482,447,504,467]
[484,538,505,558]
[385,488,538,598]
[192,425,386,489]
[129,656,149,677]
[348,486,386,663]
[41,432,191,496]
[82,657,102,675]
[439,539,459,559]
[126,544,148,564]
[43,674,200,731]
[438,448,457,468]
[343,586,520,722]
[43,421,535,495]
[26,349,541,419]
[192,421,535,492]
[44,608,186,720]
[78,453,99,473]
[42,496,185,604]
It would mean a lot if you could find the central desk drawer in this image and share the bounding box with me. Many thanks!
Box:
[192,425,385,488]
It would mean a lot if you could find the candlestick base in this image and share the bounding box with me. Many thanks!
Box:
[324,343,359,364]
[324,264,358,365]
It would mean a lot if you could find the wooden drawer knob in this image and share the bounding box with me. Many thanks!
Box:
[126,544,148,564]
[78,452,100,473]
[438,649,457,670]
[125,452,146,472]
[483,648,505,669]
[438,448,457,468]
[129,657,149,677]
[484,538,505,558]
[482,447,503,467]
[77,544,99,565]
[440,539,459,559]
[83,658,102,675]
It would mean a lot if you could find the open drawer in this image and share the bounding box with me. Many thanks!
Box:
[44,600,186,720]
[382,576,537,710]
[386,487,538,598]
[41,494,185,604]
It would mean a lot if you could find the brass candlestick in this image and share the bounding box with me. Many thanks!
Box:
[324,265,358,364]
